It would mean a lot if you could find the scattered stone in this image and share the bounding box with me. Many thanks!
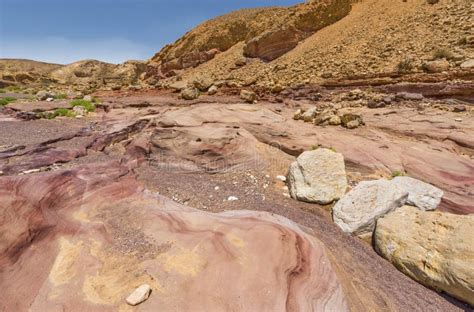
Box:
[240,90,257,103]
[276,175,286,182]
[193,76,213,91]
[391,176,443,211]
[452,105,466,113]
[423,59,450,73]
[301,107,318,122]
[36,90,54,101]
[332,179,408,234]
[340,113,364,129]
[313,110,334,125]
[455,118,463,122]
[83,95,93,101]
[207,85,218,95]
[368,100,385,109]
[328,115,342,126]
[374,206,474,306]
[73,105,87,117]
[46,97,54,102]
[460,59,474,69]
[126,284,151,306]
[396,92,424,101]
[271,84,283,93]
[181,87,200,100]
[169,80,188,91]
[287,148,347,205]
[293,109,304,120]
[227,196,239,201]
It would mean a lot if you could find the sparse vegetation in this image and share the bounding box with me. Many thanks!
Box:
[0,97,17,106]
[70,99,96,112]
[397,58,414,73]
[0,89,5,94]
[54,93,68,100]
[4,85,24,93]
[37,108,76,119]
[433,48,453,60]
[391,170,406,178]
[54,108,76,117]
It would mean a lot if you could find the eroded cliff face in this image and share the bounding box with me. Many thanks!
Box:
[147,0,353,78]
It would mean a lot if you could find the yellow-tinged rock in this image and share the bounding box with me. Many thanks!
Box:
[374,206,474,306]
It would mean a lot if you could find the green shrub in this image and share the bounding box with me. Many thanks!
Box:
[36,112,56,119]
[5,85,23,93]
[54,108,76,117]
[0,97,16,106]
[397,58,414,73]
[54,93,68,100]
[69,99,96,112]
[433,48,453,60]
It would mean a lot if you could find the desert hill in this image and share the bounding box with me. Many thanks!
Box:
[2,0,472,91]
[148,0,473,88]
[0,58,146,91]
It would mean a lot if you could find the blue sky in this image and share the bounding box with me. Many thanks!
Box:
[0,0,300,64]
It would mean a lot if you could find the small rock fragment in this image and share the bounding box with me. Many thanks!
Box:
[207,85,218,95]
[126,284,151,306]
[240,90,257,103]
[302,107,318,122]
[181,87,200,100]
[276,175,287,182]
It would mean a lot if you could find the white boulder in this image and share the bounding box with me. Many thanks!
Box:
[287,148,347,205]
[332,179,408,234]
[391,176,443,211]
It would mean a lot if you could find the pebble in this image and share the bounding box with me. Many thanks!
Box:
[455,118,463,122]
[126,284,151,306]
[276,175,287,182]
[227,196,239,201]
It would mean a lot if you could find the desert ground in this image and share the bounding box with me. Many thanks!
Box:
[0,0,473,311]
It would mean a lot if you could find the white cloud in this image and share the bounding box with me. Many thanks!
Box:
[0,37,152,64]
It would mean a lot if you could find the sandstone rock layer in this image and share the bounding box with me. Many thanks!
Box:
[374,206,474,306]
[0,163,350,311]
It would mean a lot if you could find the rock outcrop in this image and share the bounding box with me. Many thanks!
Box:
[243,27,302,61]
[0,163,349,311]
[288,148,347,205]
[146,0,352,78]
[375,206,474,306]
[332,179,408,234]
